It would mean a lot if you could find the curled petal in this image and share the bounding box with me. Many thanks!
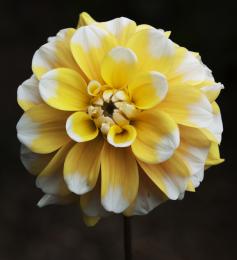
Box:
[66,112,98,142]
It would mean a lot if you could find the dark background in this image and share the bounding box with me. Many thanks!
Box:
[0,0,236,259]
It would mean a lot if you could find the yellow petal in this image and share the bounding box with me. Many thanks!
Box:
[157,84,213,128]
[205,142,224,168]
[131,110,180,164]
[128,71,168,109]
[36,142,72,196]
[100,17,136,45]
[201,102,223,144]
[66,111,98,142]
[138,152,190,200]
[70,25,117,81]
[32,28,82,80]
[39,68,89,111]
[17,75,43,111]
[78,12,96,27]
[126,27,180,75]
[101,143,139,213]
[37,194,76,207]
[201,82,224,103]
[107,124,137,147]
[83,215,100,227]
[101,47,138,88]
[17,104,70,154]
[64,137,103,194]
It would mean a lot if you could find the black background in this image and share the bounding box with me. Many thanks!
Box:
[0,0,236,259]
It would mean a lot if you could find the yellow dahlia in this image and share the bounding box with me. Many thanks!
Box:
[17,12,224,225]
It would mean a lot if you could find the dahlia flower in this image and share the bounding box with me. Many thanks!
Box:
[17,12,223,226]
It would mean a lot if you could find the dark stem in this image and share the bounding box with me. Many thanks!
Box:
[123,216,133,260]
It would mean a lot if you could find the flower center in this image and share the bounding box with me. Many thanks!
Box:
[87,80,138,136]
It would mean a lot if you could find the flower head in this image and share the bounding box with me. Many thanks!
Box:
[17,12,224,225]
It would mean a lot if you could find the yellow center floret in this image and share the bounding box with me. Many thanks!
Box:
[87,80,138,147]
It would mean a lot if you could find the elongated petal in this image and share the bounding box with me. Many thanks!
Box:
[64,137,103,194]
[38,194,76,207]
[66,111,98,142]
[39,68,89,111]
[128,71,168,109]
[138,153,190,200]
[101,47,138,88]
[32,29,81,79]
[101,143,139,213]
[100,17,136,45]
[201,82,224,103]
[17,75,43,111]
[124,169,167,216]
[157,84,213,128]
[36,142,73,196]
[126,28,177,74]
[78,12,96,27]
[205,142,224,168]
[71,25,116,81]
[20,145,55,176]
[107,125,137,147]
[131,110,180,164]
[201,102,223,143]
[17,104,70,153]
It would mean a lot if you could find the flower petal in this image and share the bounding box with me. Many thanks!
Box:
[128,71,168,109]
[64,137,103,194]
[78,12,96,27]
[17,75,43,111]
[201,102,223,143]
[70,25,116,81]
[138,152,190,200]
[126,27,177,74]
[66,112,98,142]
[20,145,55,176]
[101,143,139,213]
[201,82,224,103]
[17,104,70,153]
[32,28,82,80]
[157,84,213,128]
[39,68,89,111]
[205,142,224,169]
[101,47,138,88]
[124,169,167,216]
[131,110,180,164]
[107,125,137,147]
[100,17,136,45]
[36,142,73,196]
[37,194,76,207]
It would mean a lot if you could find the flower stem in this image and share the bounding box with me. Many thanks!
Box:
[123,216,132,260]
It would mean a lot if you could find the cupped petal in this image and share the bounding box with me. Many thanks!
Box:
[101,47,138,88]
[138,152,190,200]
[131,110,180,164]
[126,27,177,74]
[66,111,98,142]
[201,102,223,143]
[70,25,117,81]
[32,28,82,80]
[20,145,55,176]
[64,137,103,194]
[124,169,167,216]
[128,71,168,109]
[101,143,139,213]
[157,84,213,128]
[36,142,73,196]
[100,17,136,45]
[39,68,89,111]
[201,82,224,103]
[107,124,137,147]
[17,104,70,154]
[17,75,43,111]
